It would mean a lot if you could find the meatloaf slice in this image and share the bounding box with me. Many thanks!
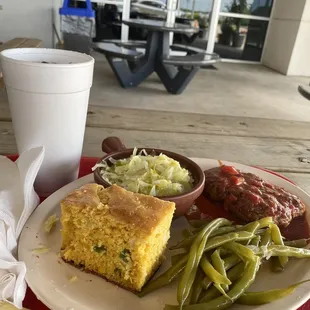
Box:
[204,166,305,227]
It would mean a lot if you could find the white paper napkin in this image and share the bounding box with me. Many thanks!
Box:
[0,147,45,309]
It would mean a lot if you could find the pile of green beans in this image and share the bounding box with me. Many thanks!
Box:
[139,217,310,309]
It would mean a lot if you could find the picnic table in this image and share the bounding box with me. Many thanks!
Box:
[299,84,310,101]
[94,19,219,94]
[0,97,310,188]
[1,94,310,309]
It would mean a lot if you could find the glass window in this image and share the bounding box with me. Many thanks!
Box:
[179,0,213,13]
[214,16,269,61]
[143,1,165,8]
[220,0,273,18]
[174,0,213,46]
[178,0,214,29]
[179,0,213,15]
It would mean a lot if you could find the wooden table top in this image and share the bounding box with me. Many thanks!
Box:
[0,93,310,193]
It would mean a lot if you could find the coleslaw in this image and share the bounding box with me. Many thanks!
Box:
[92,148,194,197]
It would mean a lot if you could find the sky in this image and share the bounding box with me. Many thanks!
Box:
[178,0,255,12]
[157,0,272,15]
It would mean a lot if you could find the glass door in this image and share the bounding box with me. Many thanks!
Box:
[209,0,273,62]
[165,0,214,50]
[179,0,214,41]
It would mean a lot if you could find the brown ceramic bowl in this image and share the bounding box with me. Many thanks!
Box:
[93,136,205,217]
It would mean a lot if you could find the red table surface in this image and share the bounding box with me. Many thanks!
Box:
[6,155,310,310]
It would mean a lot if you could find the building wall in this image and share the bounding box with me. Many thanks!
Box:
[287,0,310,76]
[0,0,54,48]
[262,0,310,76]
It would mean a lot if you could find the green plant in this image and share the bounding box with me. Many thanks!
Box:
[192,13,208,28]
[226,0,250,33]
[221,19,234,35]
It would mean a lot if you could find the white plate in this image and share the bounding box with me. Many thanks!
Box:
[19,158,310,310]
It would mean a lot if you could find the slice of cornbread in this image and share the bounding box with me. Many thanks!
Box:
[60,183,175,291]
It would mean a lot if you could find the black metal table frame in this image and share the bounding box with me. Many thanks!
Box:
[105,27,200,94]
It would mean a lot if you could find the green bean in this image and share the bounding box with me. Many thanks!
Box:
[237,279,310,305]
[211,250,229,292]
[217,248,231,257]
[265,227,287,273]
[138,255,187,297]
[203,231,254,253]
[200,255,231,297]
[172,229,253,253]
[284,239,309,248]
[188,219,212,228]
[270,256,284,273]
[170,226,236,250]
[202,254,240,291]
[256,228,268,235]
[243,221,260,233]
[270,224,288,269]
[201,277,212,291]
[250,245,310,258]
[223,242,256,261]
[200,262,245,302]
[165,256,260,310]
[209,226,237,238]
[171,253,186,265]
[223,254,240,270]
[257,217,273,228]
[250,236,261,247]
[190,268,205,304]
[194,226,236,239]
[260,228,271,246]
[238,221,260,245]
[190,218,271,234]
[240,217,273,232]
[177,218,232,308]
[200,255,231,286]
[200,255,230,298]
[200,244,257,306]
[170,235,196,250]
[227,262,245,281]
[140,231,253,298]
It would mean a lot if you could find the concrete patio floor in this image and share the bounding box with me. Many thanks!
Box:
[90,52,310,122]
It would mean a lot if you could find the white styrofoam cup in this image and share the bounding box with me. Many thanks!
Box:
[0,48,95,196]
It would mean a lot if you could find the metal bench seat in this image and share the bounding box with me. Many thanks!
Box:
[93,42,144,61]
[101,39,147,49]
[171,44,208,54]
[163,53,220,67]
[298,84,310,101]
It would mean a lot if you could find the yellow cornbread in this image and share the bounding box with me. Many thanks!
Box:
[60,183,175,291]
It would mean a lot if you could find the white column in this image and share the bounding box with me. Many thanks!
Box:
[166,0,178,25]
[177,0,181,16]
[191,0,196,18]
[166,0,178,44]
[206,0,221,54]
[262,0,310,76]
[121,0,131,41]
